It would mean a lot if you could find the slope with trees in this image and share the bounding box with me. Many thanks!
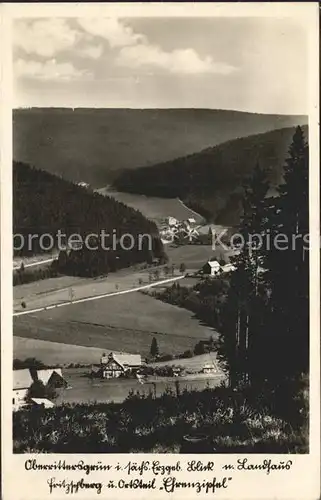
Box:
[13,108,307,187]
[13,161,166,277]
[114,125,308,226]
[217,126,309,400]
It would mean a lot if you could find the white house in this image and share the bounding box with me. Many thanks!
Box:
[13,369,33,412]
[166,216,179,227]
[202,260,221,277]
[77,181,90,189]
[13,368,67,412]
[202,363,217,375]
[186,217,196,225]
[99,352,142,379]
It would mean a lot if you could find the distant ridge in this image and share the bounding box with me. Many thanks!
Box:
[15,106,306,116]
[13,108,307,187]
[113,125,309,226]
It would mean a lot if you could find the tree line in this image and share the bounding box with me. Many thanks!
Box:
[217,126,309,398]
[148,127,309,423]
[13,161,166,277]
[113,126,307,225]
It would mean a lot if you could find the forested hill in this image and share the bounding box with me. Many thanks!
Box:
[13,108,307,186]
[13,162,165,273]
[113,125,308,226]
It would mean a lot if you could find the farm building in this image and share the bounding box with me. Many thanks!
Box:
[202,260,221,277]
[166,216,179,227]
[99,352,142,379]
[77,181,90,189]
[221,263,236,274]
[202,363,217,375]
[13,368,67,411]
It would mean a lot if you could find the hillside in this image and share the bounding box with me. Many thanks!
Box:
[114,125,308,226]
[13,161,165,274]
[13,108,307,187]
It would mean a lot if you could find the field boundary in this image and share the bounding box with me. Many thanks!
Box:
[176,198,204,220]
[13,275,185,317]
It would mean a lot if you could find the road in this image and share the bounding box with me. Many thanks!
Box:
[13,274,185,317]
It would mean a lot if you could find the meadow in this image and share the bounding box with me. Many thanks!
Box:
[14,337,118,366]
[53,368,225,406]
[97,188,204,225]
[13,291,217,357]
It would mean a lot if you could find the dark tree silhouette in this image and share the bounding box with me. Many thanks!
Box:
[150,337,159,358]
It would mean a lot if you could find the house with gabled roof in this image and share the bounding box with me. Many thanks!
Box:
[99,352,142,379]
[202,259,221,277]
[13,368,67,411]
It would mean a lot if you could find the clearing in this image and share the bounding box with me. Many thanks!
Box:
[14,336,124,366]
[13,291,217,357]
[55,367,226,405]
[97,187,204,225]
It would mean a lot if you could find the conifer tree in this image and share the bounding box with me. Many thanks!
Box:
[218,164,269,388]
[150,337,159,358]
[265,126,309,381]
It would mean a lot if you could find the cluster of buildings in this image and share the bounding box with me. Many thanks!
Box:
[13,350,223,412]
[160,216,200,243]
[13,368,67,412]
[13,353,143,412]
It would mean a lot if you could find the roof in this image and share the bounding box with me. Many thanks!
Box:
[113,354,142,367]
[207,260,221,268]
[13,369,34,390]
[222,263,236,273]
[13,368,65,390]
[36,369,64,385]
[31,398,55,408]
[101,353,142,368]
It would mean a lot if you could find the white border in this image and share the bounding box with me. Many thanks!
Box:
[1,3,320,499]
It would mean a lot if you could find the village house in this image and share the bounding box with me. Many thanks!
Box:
[202,363,217,375]
[13,368,67,412]
[77,181,90,189]
[202,260,221,277]
[96,352,142,379]
[166,216,179,227]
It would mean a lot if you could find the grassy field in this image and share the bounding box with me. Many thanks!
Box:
[13,337,121,366]
[97,188,204,225]
[150,353,221,372]
[13,275,88,302]
[13,108,306,187]
[166,244,217,271]
[13,290,217,357]
[54,367,225,405]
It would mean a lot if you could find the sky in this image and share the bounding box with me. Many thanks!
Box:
[13,16,308,114]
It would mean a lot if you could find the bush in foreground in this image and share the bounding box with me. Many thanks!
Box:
[13,385,308,454]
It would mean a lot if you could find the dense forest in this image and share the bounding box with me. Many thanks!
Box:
[13,108,306,187]
[149,126,309,428]
[114,125,308,226]
[13,161,166,276]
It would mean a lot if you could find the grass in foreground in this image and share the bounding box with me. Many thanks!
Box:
[13,385,308,454]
